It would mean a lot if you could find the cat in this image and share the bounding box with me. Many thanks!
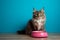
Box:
[32,8,46,31]
[25,8,46,35]
[17,8,46,35]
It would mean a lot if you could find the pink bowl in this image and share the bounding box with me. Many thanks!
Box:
[31,31,48,38]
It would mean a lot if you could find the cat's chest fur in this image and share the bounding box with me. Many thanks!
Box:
[33,17,45,24]
[34,18,44,23]
[32,17,45,30]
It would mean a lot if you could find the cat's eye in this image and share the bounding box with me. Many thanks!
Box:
[36,15,37,16]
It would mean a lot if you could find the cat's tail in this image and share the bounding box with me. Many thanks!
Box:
[17,30,26,34]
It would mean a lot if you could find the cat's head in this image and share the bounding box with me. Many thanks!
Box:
[33,8,44,19]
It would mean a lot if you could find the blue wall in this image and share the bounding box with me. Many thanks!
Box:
[0,0,60,33]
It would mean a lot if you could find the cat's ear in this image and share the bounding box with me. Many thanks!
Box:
[33,8,36,12]
[40,8,44,13]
